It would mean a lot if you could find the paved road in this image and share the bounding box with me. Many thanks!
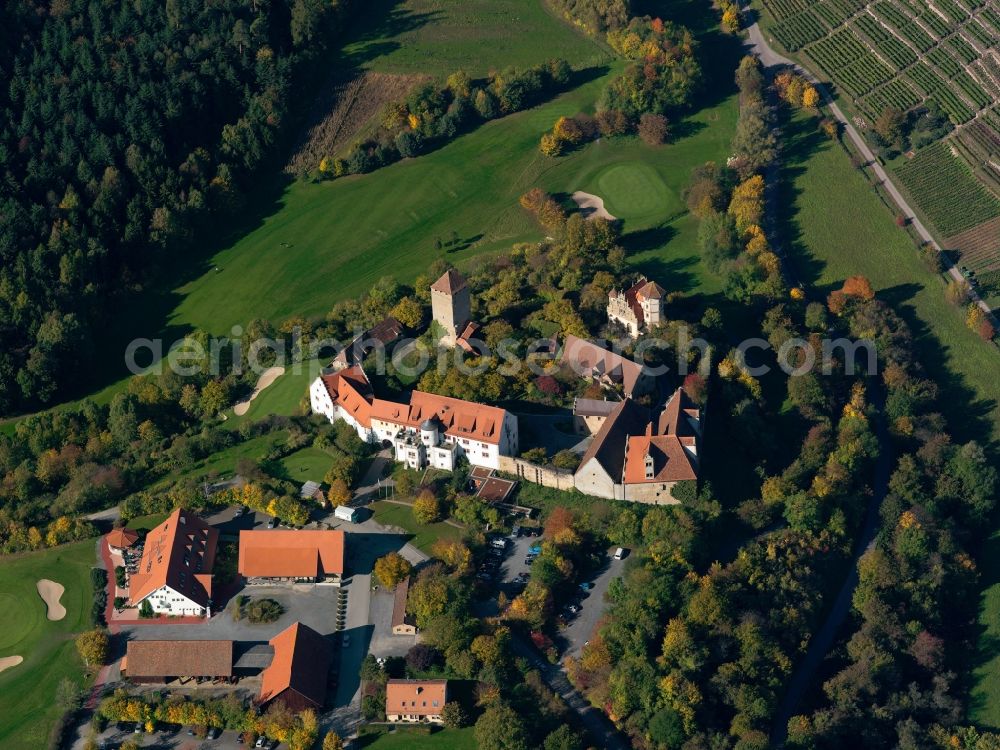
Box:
[745,19,994,317]
[511,634,628,750]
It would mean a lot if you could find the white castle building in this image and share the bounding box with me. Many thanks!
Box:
[607,277,666,338]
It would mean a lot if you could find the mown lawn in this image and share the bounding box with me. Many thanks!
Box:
[171,70,737,334]
[369,501,464,553]
[342,0,609,76]
[0,541,97,749]
[356,727,476,750]
[780,111,1000,725]
[279,446,336,483]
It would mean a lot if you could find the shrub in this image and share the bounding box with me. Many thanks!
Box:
[244,598,284,624]
[638,113,669,145]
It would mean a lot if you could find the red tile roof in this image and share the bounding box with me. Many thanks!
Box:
[238,530,345,579]
[386,679,449,716]
[107,527,139,549]
[260,622,330,710]
[128,508,217,608]
[578,399,650,480]
[430,269,466,295]
[320,365,374,427]
[623,388,700,485]
[371,390,507,445]
[391,577,414,629]
[125,640,233,678]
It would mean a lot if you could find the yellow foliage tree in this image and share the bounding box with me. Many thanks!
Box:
[727,174,766,234]
[802,85,820,108]
[539,132,563,157]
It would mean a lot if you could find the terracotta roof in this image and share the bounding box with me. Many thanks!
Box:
[456,321,481,353]
[320,365,374,427]
[239,530,345,578]
[624,387,701,485]
[636,279,665,299]
[128,508,218,608]
[125,640,233,678]
[430,269,466,295]
[107,527,139,549]
[260,622,330,710]
[560,335,649,396]
[657,386,700,437]
[577,399,650,480]
[371,391,508,445]
[386,680,449,716]
[573,398,618,418]
[623,431,698,483]
[391,577,414,629]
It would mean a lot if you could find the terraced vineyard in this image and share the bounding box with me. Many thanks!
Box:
[759,0,1000,285]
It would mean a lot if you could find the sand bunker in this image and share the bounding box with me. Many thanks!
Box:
[234,366,286,416]
[571,191,616,221]
[36,579,66,621]
[0,655,23,674]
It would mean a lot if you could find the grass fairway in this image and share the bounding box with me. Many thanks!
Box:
[370,501,464,553]
[0,541,97,748]
[342,0,609,76]
[594,161,675,220]
[172,69,738,334]
[358,727,476,749]
[225,358,324,429]
[780,111,1000,724]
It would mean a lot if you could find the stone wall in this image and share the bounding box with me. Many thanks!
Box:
[498,455,575,491]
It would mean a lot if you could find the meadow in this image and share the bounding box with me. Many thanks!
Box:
[0,541,97,748]
[341,0,610,76]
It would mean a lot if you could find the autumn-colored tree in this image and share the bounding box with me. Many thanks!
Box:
[374,552,413,589]
[76,628,109,668]
[721,3,740,32]
[841,275,875,300]
[432,539,473,574]
[596,109,630,136]
[519,188,546,213]
[966,303,986,333]
[553,116,583,144]
[683,373,707,405]
[802,85,820,108]
[539,132,563,157]
[727,175,765,233]
[638,113,669,145]
[978,317,996,342]
[327,478,351,507]
[413,490,441,524]
[544,507,575,539]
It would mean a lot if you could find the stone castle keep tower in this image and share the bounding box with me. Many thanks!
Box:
[430,269,471,346]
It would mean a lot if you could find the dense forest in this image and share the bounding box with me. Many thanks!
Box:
[0,0,355,414]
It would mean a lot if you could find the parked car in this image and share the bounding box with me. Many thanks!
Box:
[528,544,542,555]
[256,735,268,747]
[234,507,244,517]
[207,727,220,739]
[134,723,143,734]
[342,634,351,648]
[265,519,275,529]
[579,581,593,592]
[524,557,535,566]
[613,547,628,560]
[490,538,507,550]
